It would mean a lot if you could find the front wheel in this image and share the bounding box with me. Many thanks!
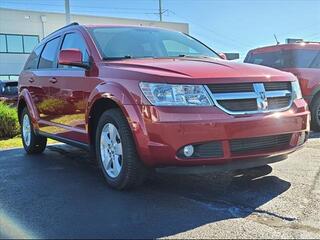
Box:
[20,108,47,154]
[311,96,320,131]
[95,108,147,190]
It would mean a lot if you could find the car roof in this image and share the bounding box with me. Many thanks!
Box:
[249,42,320,54]
[42,22,179,42]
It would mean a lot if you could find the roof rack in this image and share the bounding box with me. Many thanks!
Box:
[301,41,320,44]
[43,22,79,40]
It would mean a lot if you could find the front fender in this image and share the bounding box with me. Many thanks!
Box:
[86,82,151,164]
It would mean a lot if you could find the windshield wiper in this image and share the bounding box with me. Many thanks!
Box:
[103,55,132,61]
[176,54,213,59]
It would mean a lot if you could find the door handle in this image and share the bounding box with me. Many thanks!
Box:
[28,77,35,83]
[49,77,57,83]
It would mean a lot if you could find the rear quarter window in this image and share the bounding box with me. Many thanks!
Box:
[24,44,44,70]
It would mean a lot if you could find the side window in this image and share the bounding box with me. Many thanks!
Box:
[310,52,320,69]
[59,32,89,68]
[24,44,43,70]
[38,37,61,69]
[246,51,283,69]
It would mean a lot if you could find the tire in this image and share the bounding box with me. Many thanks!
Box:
[95,108,147,190]
[311,96,320,131]
[20,107,47,154]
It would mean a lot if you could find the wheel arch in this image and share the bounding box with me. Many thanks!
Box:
[17,89,39,127]
[87,97,124,148]
[86,82,150,161]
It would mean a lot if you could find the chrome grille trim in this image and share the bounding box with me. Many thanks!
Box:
[205,82,293,115]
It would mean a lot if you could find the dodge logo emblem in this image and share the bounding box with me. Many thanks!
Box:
[254,83,268,110]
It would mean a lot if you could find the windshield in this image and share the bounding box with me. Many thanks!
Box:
[88,27,219,59]
[245,49,320,69]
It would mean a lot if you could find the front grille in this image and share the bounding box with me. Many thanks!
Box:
[230,134,291,154]
[217,99,257,111]
[207,82,292,114]
[264,82,292,91]
[178,141,223,159]
[267,97,291,110]
[207,83,253,93]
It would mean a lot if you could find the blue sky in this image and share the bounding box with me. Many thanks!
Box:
[1,0,319,58]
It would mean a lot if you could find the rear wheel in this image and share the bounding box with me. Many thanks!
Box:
[95,108,147,190]
[311,96,320,131]
[21,108,47,154]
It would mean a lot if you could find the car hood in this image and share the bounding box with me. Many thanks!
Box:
[103,58,295,83]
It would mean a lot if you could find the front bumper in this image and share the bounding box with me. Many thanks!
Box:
[128,98,310,167]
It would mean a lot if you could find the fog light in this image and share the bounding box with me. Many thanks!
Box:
[183,145,194,157]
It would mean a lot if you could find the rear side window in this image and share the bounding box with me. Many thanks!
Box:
[245,51,283,69]
[310,53,320,69]
[282,49,320,68]
[38,37,61,69]
[24,44,43,70]
[59,32,89,68]
[246,49,320,69]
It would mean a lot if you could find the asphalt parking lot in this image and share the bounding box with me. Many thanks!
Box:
[0,133,320,239]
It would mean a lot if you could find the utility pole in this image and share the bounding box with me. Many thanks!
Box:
[65,0,71,24]
[159,0,162,21]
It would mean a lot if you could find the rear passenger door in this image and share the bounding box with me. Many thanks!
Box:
[32,36,61,127]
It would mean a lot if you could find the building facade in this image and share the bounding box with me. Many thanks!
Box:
[0,8,189,80]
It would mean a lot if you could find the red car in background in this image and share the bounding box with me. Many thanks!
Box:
[245,42,320,130]
[18,23,309,189]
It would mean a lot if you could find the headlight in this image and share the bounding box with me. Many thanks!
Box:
[139,82,213,106]
[292,80,302,100]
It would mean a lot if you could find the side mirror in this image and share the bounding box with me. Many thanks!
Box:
[219,52,227,60]
[58,49,90,69]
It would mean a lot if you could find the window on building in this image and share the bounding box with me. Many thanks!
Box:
[0,75,10,81]
[7,35,23,53]
[23,35,39,53]
[0,35,7,52]
[0,34,39,53]
[38,37,61,69]
[59,32,89,68]
[0,75,19,81]
[9,75,19,81]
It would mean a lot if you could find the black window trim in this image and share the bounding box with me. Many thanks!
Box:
[37,35,63,70]
[0,33,40,54]
[57,30,90,71]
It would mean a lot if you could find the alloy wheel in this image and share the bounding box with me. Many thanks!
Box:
[100,123,123,178]
[22,114,31,147]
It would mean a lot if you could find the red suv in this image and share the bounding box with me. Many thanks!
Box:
[18,23,309,189]
[245,42,320,130]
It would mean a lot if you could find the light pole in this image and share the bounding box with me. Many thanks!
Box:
[65,0,71,24]
[159,0,162,21]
